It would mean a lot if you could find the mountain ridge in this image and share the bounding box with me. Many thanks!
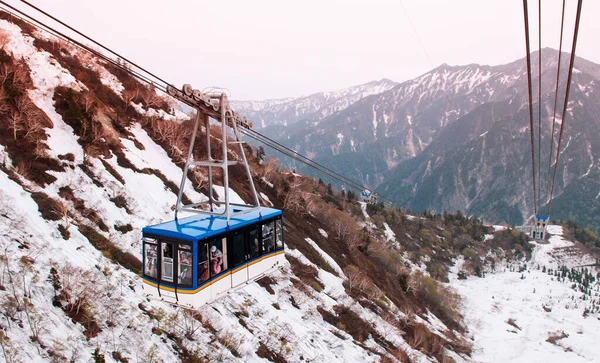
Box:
[231,77,398,128]
[240,48,600,230]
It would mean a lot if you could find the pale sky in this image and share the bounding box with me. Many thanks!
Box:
[4,0,600,100]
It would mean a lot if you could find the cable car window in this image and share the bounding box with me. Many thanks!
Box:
[219,237,228,271]
[248,227,260,259]
[143,239,158,279]
[210,239,225,276]
[275,219,283,249]
[262,221,274,253]
[229,232,245,268]
[161,243,174,282]
[178,248,192,287]
[198,243,209,284]
[220,237,228,271]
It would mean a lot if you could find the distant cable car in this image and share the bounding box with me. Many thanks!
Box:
[141,86,285,308]
[531,214,549,241]
[361,189,373,202]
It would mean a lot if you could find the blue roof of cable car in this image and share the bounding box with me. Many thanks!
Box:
[142,207,282,241]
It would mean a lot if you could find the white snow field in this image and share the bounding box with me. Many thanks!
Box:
[450,225,600,362]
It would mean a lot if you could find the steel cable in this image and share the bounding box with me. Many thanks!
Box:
[545,0,566,216]
[523,0,538,215]
[537,0,542,214]
[547,0,584,218]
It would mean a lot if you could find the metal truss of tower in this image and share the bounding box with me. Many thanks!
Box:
[167,84,260,223]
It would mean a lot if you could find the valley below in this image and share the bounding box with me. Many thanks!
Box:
[450,225,600,362]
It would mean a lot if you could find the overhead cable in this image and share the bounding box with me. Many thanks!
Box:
[547,0,584,218]
[545,0,566,214]
[523,0,538,215]
[537,0,542,213]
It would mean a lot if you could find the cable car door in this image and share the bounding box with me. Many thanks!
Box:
[161,242,174,283]
[246,227,260,280]
[229,230,248,287]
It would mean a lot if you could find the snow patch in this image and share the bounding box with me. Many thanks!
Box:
[318,228,328,238]
[304,238,345,278]
[383,222,396,242]
[261,176,274,188]
[259,192,273,206]
[213,185,246,205]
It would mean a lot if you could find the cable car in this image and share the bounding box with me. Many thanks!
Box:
[531,214,549,241]
[361,189,373,202]
[141,86,286,308]
[141,207,285,308]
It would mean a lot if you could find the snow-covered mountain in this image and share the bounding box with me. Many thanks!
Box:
[377,50,600,226]
[249,50,600,229]
[0,13,475,363]
[230,78,398,128]
[2,10,600,363]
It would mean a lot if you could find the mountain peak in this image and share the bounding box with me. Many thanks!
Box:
[231,78,398,127]
[378,77,397,84]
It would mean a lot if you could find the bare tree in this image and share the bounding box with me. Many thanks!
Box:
[281,179,308,215]
[192,171,207,191]
[151,118,192,161]
[332,218,350,240]
[175,309,203,340]
[0,88,10,115]
[304,195,318,215]
[151,119,178,143]
[0,64,11,87]
[260,323,295,360]
[142,345,161,363]
[53,202,72,232]
[406,272,421,295]
[8,110,23,140]
[22,298,48,352]
[380,313,402,341]
[344,265,369,293]
[90,121,106,145]
[345,233,361,251]
[0,29,8,49]
[122,89,136,106]
[57,264,101,315]
[140,87,163,109]
[0,330,21,363]
[10,65,29,90]
[83,91,96,113]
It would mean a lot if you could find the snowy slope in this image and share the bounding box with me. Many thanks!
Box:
[450,226,600,362]
[0,15,465,363]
